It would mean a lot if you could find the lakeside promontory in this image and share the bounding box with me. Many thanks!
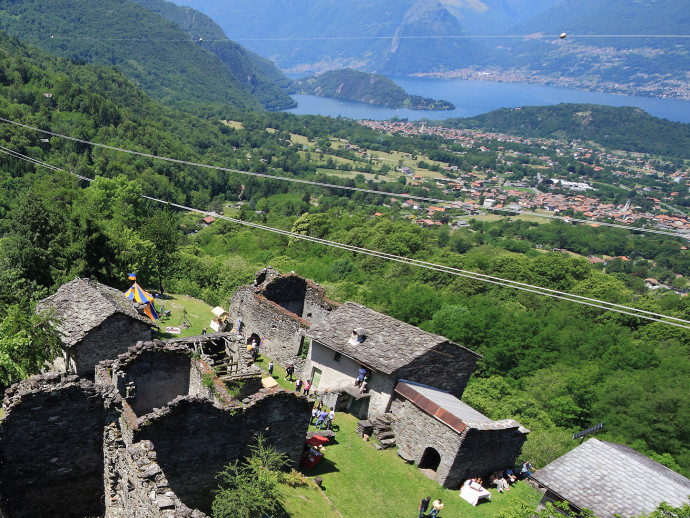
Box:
[292,69,455,110]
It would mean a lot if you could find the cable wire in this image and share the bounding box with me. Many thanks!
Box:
[41,34,690,42]
[2,145,689,330]
[0,116,686,238]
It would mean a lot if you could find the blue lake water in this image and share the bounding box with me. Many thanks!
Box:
[283,77,690,124]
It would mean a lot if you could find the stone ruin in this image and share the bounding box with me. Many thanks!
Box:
[229,267,340,371]
[0,334,312,518]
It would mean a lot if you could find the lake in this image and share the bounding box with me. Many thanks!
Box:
[283,77,690,124]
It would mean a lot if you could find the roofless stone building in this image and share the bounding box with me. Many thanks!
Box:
[0,277,312,518]
[228,267,339,369]
[0,336,310,518]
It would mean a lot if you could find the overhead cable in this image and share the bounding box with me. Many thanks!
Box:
[0,116,686,238]
[1,145,689,330]
[41,34,690,42]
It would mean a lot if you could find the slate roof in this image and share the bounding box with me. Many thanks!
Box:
[308,302,480,375]
[37,278,153,347]
[395,381,527,435]
[532,438,690,518]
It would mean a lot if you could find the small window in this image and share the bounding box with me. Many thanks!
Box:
[334,352,342,362]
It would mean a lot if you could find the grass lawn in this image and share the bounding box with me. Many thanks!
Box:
[253,354,300,391]
[303,413,541,518]
[279,479,341,518]
[221,120,243,130]
[153,294,214,339]
[290,133,309,145]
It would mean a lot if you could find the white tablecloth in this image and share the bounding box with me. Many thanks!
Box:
[460,484,492,506]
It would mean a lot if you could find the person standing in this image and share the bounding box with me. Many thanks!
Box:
[418,496,431,518]
[268,361,274,377]
[430,499,443,518]
[295,379,303,392]
[310,406,318,425]
[303,379,312,396]
[316,409,328,429]
[521,461,534,478]
[285,364,294,381]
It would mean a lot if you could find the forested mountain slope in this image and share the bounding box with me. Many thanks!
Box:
[131,0,295,110]
[443,104,690,159]
[0,0,266,111]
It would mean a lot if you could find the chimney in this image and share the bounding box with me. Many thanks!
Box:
[348,328,366,346]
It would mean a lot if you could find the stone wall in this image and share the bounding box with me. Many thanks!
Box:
[230,286,309,365]
[0,373,121,518]
[76,313,153,378]
[452,422,529,483]
[104,424,207,518]
[389,394,464,487]
[389,393,528,489]
[228,269,339,367]
[117,350,193,416]
[131,389,311,515]
[396,341,479,399]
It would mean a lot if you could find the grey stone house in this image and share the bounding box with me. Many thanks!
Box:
[37,278,154,377]
[228,267,339,367]
[391,381,529,487]
[303,301,529,488]
[532,438,690,518]
[303,301,481,417]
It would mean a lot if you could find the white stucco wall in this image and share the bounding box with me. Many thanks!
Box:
[303,340,395,417]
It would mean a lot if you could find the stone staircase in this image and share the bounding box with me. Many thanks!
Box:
[358,413,397,450]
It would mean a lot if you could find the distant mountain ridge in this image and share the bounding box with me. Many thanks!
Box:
[440,0,559,34]
[493,0,690,88]
[0,0,292,111]
[293,69,455,110]
[171,0,689,98]
[171,0,484,75]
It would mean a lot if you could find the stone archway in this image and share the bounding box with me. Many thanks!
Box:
[419,446,441,471]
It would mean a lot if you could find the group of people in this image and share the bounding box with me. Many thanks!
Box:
[468,461,535,495]
[418,496,444,518]
[310,401,335,430]
[488,470,514,493]
[294,378,313,396]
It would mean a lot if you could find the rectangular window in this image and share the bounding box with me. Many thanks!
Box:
[334,352,341,362]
